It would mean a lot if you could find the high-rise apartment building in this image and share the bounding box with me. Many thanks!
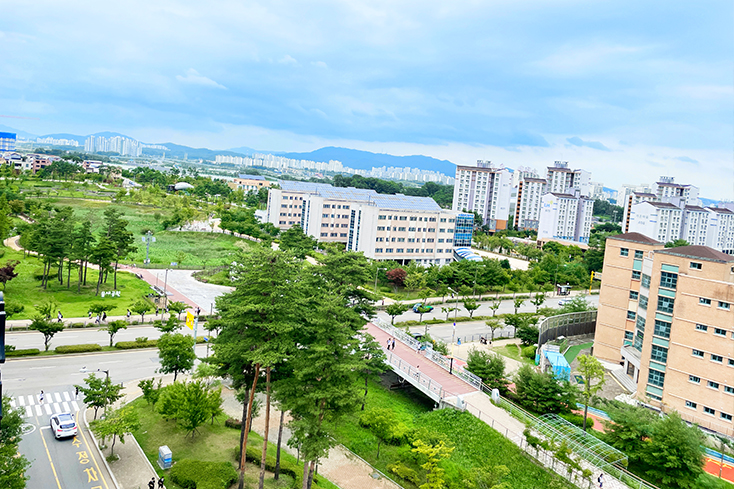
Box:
[681,206,710,247]
[653,176,700,207]
[628,201,683,244]
[545,161,591,197]
[514,176,546,230]
[595,234,734,436]
[267,181,473,265]
[537,193,594,244]
[621,191,658,233]
[452,161,511,231]
[706,207,734,254]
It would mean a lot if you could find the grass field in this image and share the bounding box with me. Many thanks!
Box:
[128,396,339,489]
[564,342,593,364]
[491,343,534,366]
[1,248,155,320]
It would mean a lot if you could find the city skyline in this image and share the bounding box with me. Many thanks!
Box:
[2,1,732,199]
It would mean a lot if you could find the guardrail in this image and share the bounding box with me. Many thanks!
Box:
[537,310,597,348]
[382,349,445,402]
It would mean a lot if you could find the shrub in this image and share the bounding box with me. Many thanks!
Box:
[559,412,593,430]
[131,320,139,325]
[55,344,103,354]
[5,348,41,357]
[233,445,312,488]
[388,461,420,485]
[135,337,149,343]
[115,340,158,349]
[169,459,238,489]
[67,322,86,328]
[521,345,537,360]
[224,418,241,429]
[4,345,16,352]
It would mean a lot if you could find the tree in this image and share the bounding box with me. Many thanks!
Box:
[358,334,388,411]
[466,349,509,395]
[89,405,140,456]
[642,412,705,489]
[138,378,163,409]
[513,297,525,314]
[279,224,317,258]
[0,260,19,290]
[404,273,427,299]
[488,301,501,316]
[576,355,605,431]
[156,315,182,333]
[513,365,577,415]
[441,306,457,321]
[531,292,546,312]
[485,318,503,342]
[665,239,690,248]
[157,333,196,381]
[100,320,127,347]
[412,439,454,489]
[416,304,433,323]
[90,235,116,296]
[386,268,407,288]
[385,303,409,324]
[103,208,137,290]
[167,301,188,320]
[131,300,152,322]
[602,403,658,464]
[462,465,511,489]
[463,299,479,319]
[35,298,59,319]
[359,408,402,459]
[89,303,116,318]
[0,395,31,489]
[76,373,124,419]
[516,324,540,346]
[157,380,222,438]
[503,313,538,341]
[29,316,65,351]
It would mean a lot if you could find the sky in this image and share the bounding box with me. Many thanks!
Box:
[1,0,732,199]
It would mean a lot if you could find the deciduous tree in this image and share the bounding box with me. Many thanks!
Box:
[90,405,140,456]
[576,355,605,431]
[157,333,196,381]
[76,373,124,419]
[100,320,127,347]
[29,316,65,351]
[0,260,20,290]
[386,303,409,324]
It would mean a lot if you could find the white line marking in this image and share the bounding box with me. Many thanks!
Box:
[71,401,80,411]
[30,366,56,370]
[40,426,51,430]
[53,403,61,414]
[10,399,16,408]
[35,405,42,416]
[44,404,52,415]
[62,402,70,412]
[54,393,62,403]
[63,392,71,402]
[27,395,35,406]
[99,361,123,365]
[24,406,32,417]
[18,396,25,407]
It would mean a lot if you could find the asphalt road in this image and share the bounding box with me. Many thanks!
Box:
[5,346,208,489]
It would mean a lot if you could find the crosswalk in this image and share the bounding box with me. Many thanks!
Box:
[8,391,81,418]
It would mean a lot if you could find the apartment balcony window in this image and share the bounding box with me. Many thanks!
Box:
[711,354,723,363]
[641,274,651,288]
[636,315,646,332]
[639,295,648,310]
[647,369,665,388]
[714,328,726,337]
[704,407,715,416]
[707,381,720,390]
[719,301,731,310]
[659,271,678,289]
[692,349,704,358]
[657,296,675,314]
[722,413,733,422]
[651,345,668,363]
[629,291,639,300]
[725,386,734,395]
[695,324,708,332]
[685,401,697,409]
[634,250,643,259]
[632,270,641,280]
[699,297,711,305]
[689,375,700,384]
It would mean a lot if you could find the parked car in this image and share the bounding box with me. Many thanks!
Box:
[412,303,434,313]
[50,413,78,439]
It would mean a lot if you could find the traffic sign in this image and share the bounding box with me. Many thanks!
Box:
[185,311,195,330]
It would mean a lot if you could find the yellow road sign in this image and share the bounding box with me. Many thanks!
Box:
[186,311,195,330]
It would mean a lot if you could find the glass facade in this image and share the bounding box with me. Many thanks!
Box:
[453,213,474,247]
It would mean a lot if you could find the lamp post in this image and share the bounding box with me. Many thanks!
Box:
[374,267,386,298]
[448,287,459,346]
[163,268,171,308]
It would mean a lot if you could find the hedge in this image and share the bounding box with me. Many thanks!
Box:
[169,459,238,489]
[115,340,158,349]
[4,348,41,357]
[560,412,594,430]
[56,344,103,354]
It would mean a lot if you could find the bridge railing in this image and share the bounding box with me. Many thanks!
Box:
[382,349,444,401]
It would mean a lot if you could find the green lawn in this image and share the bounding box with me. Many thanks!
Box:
[491,343,534,366]
[128,396,339,489]
[564,342,593,364]
[1,248,155,320]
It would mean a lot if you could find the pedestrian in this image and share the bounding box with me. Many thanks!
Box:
[57,311,63,323]
[155,307,159,316]
[391,338,396,350]
[88,311,92,320]
[158,476,165,488]
[126,309,131,321]
[597,473,604,488]
[75,386,79,400]
[102,311,107,322]
[381,299,385,306]
[39,390,44,404]
[415,365,420,378]
[148,477,156,489]
[386,338,391,350]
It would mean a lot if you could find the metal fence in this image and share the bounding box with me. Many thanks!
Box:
[537,310,597,347]
[382,349,446,402]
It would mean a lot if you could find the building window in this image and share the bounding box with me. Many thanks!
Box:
[711,354,723,363]
[685,401,697,409]
[375,248,383,253]
[396,248,404,253]
[653,320,671,338]
[320,232,328,237]
[385,248,393,253]
[689,375,700,384]
[692,349,704,358]
[707,381,720,390]
[699,297,711,305]
[620,248,629,257]
[722,413,733,422]
[657,296,675,314]
[636,315,646,332]
[627,311,636,320]
[651,345,668,363]
[714,328,727,337]
[690,262,702,270]
[647,369,665,388]
[704,406,715,416]
[641,274,651,288]
[634,250,643,259]
[659,272,678,289]
[729,359,734,367]
[408,227,416,232]
[632,271,641,280]
[639,295,648,310]
[399,216,407,221]
[624,331,634,340]
[629,291,639,300]
[378,215,386,220]
[719,301,731,310]
[695,324,708,332]
[725,386,734,395]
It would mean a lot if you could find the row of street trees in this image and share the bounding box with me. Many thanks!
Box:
[211,247,385,489]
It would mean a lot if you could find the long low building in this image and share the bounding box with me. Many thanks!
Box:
[266,181,473,265]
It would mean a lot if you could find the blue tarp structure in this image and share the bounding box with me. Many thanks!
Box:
[543,350,571,381]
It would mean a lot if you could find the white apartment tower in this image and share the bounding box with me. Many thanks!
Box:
[622,192,658,233]
[452,160,512,231]
[706,207,734,254]
[681,206,710,247]
[653,176,700,207]
[628,201,683,244]
[514,177,546,230]
[537,193,594,244]
[545,161,591,197]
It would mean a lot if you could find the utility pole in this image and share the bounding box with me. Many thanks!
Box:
[141,230,156,265]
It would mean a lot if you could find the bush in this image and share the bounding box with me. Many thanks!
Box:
[115,340,158,349]
[233,445,313,488]
[69,322,86,328]
[5,348,41,357]
[521,345,537,360]
[55,344,103,354]
[559,412,594,430]
[388,461,420,485]
[4,345,16,352]
[169,459,238,489]
[135,337,149,343]
[224,418,241,429]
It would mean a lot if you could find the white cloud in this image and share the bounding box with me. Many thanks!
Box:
[175,69,226,89]
[311,61,328,68]
[278,55,298,65]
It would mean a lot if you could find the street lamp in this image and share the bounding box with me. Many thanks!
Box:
[447,287,460,345]
[163,268,171,308]
[374,267,387,299]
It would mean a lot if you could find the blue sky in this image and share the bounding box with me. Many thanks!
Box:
[1,1,732,199]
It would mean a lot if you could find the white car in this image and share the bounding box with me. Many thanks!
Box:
[50,413,78,439]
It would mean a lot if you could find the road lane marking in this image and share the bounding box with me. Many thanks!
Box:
[99,360,123,365]
[44,404,52,415]
[54,392,62,403]
[35,405,42,416]
[25,406,32,417]
[77,410,110,489]
[38,425,63,489]
[53,403,62,414]
[72,401,80,411]
[27,395,35,405]
[9,398,16,408]
[63,392,71,402]
[18,396,25,406]
[30,366,56,370]
[62,402,70,412]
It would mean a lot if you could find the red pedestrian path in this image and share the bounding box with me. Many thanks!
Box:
[365,322,478,396]
[127,267,201,311]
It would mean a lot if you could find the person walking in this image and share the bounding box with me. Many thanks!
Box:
[597,473,604,488]
[155,307,159,316]
[148,477,156,489]
[158,476,165,488]
[386,338,391,350]
[75,387,79,400]
[391,338,396,350]
[57,311,63,323]
[39,390,44,404]
[126,309,132,322]
[88,311,92,320]
[102,311,107,322]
